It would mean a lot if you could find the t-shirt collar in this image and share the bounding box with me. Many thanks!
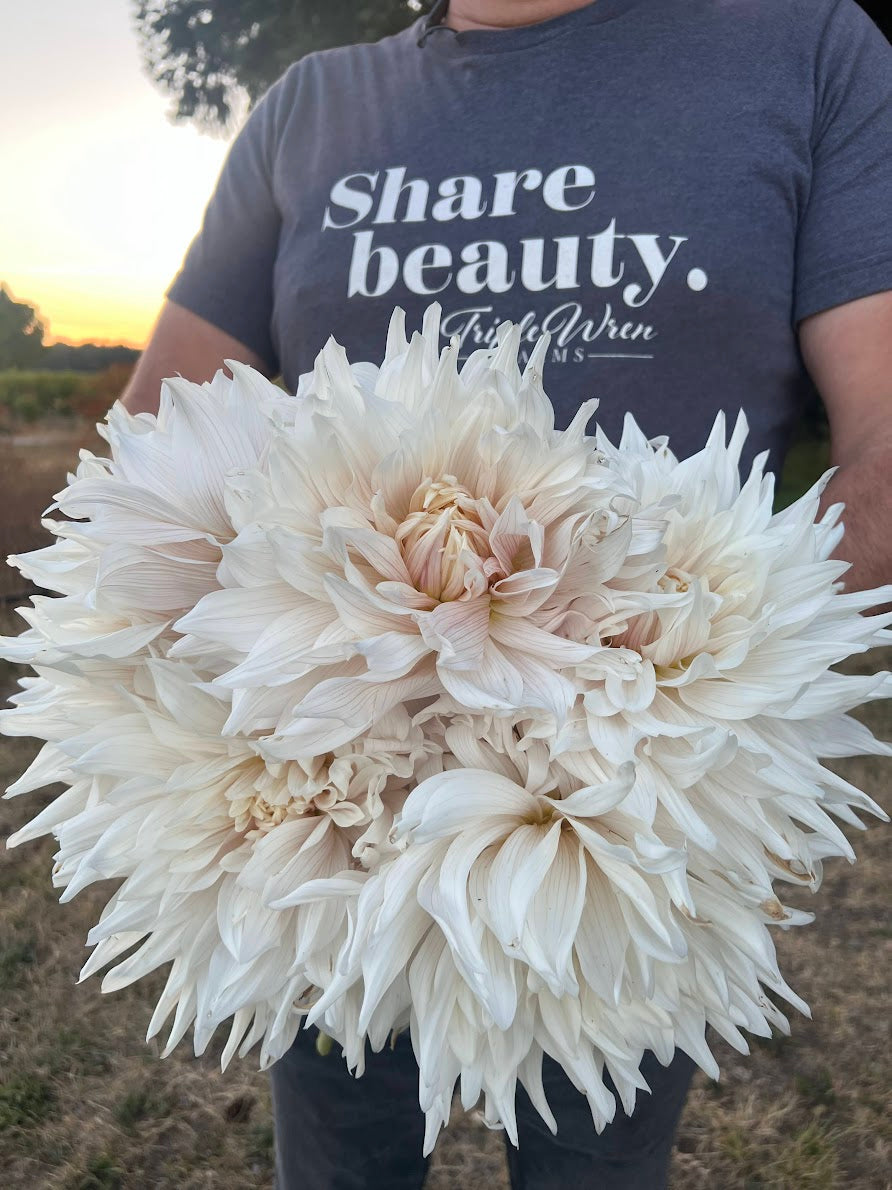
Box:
[416,0,645,55]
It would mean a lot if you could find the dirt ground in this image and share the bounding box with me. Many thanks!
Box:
[0,428,889,1189]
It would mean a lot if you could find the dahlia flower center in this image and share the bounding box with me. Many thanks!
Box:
[522,797,558,827]
[239,793,297,838]
[658,566,692,594]
[395,476,489,601]
[615,566,706,658]
[227,754,337,840]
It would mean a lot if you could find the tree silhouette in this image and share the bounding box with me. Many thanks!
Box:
[0,285,46,370]
[132,1,429,133]
[133,1,888,134]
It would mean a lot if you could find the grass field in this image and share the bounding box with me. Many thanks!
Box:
[0,424,887,1188]
[0,368,134,432]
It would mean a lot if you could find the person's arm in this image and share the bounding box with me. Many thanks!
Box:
[120,297,275,418]
[798,289,892,597]
[120,58,297,417]
[119,299,275,416]
[788,2,892,601]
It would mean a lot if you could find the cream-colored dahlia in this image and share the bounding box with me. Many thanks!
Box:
[2,365,439,1069]
[1,303,889,1154]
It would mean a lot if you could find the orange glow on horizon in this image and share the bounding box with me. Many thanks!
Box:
[1,0,235,361]
[3,276,158,353]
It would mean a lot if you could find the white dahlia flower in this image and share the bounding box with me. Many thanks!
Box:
[1,302,889,1154]
[1,362,440,1068]
[3,367,284,671]
[171,303,631,752]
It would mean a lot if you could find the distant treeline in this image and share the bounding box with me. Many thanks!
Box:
[0,283,142,375]
[41,341,140,372]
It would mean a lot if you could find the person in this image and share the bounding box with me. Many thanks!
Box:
[121,1,892,1186]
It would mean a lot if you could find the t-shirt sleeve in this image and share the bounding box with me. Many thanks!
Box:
[164,76,289,374]
[793,0,892,325]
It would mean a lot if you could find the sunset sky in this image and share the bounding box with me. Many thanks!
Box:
[0,0,238,347]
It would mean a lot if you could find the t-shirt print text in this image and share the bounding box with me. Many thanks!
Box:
[321,163,710,365]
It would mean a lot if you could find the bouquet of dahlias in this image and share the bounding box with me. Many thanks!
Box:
[1,304,889,1153]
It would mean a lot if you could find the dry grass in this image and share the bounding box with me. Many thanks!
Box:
[0,428,889,1188]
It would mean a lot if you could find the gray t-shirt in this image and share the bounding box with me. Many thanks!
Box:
[166,0,892,473]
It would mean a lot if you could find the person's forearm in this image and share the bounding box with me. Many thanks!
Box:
[817,441,892,600]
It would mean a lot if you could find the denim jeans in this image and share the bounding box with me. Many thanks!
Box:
[269,1025,695,1190]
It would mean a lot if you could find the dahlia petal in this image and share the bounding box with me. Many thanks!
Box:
[436,639,525,711]
[398,768,537,841]
[488,615,596,666]
[270,667,439,754]
[484,822,558,950]
[524,839,586,996]
[420,821,520,1011]
[214,605,336,688]
[548,764,636,820]
[323,571,415,635]
[173,584,297,652]
[419,597,491,670]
